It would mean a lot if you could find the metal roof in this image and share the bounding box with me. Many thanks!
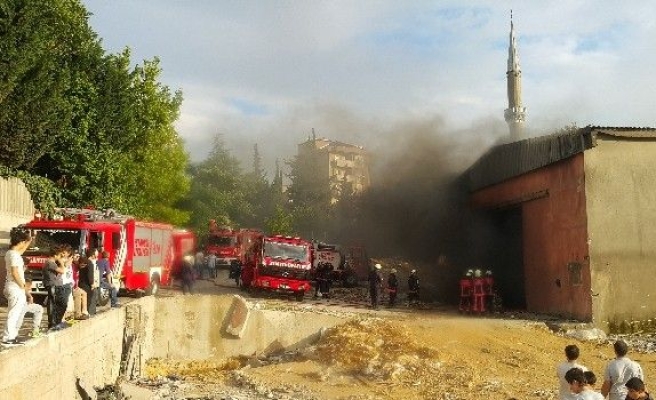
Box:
[468,126,656,192]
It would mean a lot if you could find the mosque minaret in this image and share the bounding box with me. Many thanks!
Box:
[504,12,527,140]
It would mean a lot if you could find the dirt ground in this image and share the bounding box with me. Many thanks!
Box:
[139,278,656,400]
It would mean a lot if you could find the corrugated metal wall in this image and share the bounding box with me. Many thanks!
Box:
[469,129,594,192]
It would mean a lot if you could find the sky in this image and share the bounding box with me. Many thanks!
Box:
[82,0,656,175]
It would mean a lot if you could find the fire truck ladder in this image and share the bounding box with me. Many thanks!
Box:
[113,226,128,287]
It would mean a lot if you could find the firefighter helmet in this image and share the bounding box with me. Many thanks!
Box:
[391,268,397,274]
[375,263,382,270]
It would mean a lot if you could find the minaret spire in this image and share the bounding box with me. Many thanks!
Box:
[504,10,526,141]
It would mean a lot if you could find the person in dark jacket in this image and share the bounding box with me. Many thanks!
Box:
[407,269,420,305]
[387,268,399,307]
[78,248,100,316]
[181,254,196,295]
[368,263,383,309]
[42,244,68,330]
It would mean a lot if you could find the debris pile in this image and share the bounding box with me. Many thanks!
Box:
[313,318,439,380]
[145,357,242,384]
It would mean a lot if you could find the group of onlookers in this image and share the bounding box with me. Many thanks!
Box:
[2,228,120,346]
[194,250,218,280]
[557,341,650,400]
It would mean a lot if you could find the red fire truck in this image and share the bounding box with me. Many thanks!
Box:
[205,220,241,269]
[312,242,369,287]
[171,229,196,279]
[240,234,314,301]
[20,208,191,303]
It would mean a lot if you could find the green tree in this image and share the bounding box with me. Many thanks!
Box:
[184,135,250,235]
[240,143,273,229]
[0,0,88,169]
[265,204,294,236]
[286,146,333,239]
[128,58,190,225]
[1,1,190,225]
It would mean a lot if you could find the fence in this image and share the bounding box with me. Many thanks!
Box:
[0,176,34,301]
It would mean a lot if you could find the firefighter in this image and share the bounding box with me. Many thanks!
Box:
[317,262,333,299]
[368,263,383,309]
[387,268,399,307]
[407,269,420,305]
[229,260,241,287]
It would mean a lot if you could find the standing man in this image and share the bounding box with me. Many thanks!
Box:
[407,269,420,305]
[601,340,644,400]
[42,244,68,330]
[557,344,587,400]
[2,228,32,345]
[368,263,383,310]
[195,250,205,279]
[84,248,101,316]
[206,252,217,279]
[387,268,398,308]
[61,247,75,321]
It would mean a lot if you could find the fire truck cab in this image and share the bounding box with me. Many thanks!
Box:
[241,235,314,301]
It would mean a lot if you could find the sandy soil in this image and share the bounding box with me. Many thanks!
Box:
[142,279,656,400]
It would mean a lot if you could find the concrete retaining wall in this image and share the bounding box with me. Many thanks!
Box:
[151,295,349,361]
[0,301,134,399]
[0,295,348,399]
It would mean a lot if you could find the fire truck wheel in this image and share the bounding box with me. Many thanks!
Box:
[146,275,161,296]
[294,291,305,302]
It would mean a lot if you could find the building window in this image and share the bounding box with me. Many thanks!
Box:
[568,262,582,286]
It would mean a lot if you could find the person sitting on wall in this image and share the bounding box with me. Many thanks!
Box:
[2,228,33,346]
[72,257,89,320]
[97,251,119,308]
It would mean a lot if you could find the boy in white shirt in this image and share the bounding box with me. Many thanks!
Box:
[2,228,33,345]
[557,344,587,400]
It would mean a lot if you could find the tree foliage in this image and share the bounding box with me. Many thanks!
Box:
[0,0,85,169]
[285,146,334,239]
[0,0,190,225]
[183,135,250,236]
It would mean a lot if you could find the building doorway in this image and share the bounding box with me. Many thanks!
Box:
[479,206,526,310]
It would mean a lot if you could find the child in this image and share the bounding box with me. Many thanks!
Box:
[625,377,653,400]
[557,345,587,400]
[565,368,603,400]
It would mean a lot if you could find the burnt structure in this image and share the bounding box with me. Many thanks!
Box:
[297,133,371,203]
[468,126,656,331]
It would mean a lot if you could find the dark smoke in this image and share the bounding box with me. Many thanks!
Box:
[340,116,505,260]
[328,115,508,302]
